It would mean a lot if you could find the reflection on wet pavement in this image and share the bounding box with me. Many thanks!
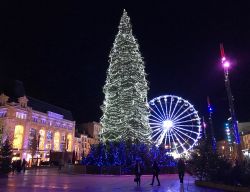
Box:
[0,168,224,192]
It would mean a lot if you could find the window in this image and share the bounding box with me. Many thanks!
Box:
[16,112,27,119]
[38,129,45,150]
[47,131,52,140]
[13,125,24,149]
[54,132,60,151]
[28,128,37,147]
[66,134,72,152]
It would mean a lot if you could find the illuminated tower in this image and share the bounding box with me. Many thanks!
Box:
[220,44,242,160]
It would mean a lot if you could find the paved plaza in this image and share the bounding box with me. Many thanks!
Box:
[0,168,224,192]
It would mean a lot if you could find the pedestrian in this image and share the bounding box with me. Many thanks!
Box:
[150,160,160,186]
[16,159,22,173]
[21,158,27,173]
[177,158,185,183]
[11,160,16,174]
[134,160,142,187]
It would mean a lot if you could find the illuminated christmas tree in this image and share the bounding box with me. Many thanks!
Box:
[100,10,151,144]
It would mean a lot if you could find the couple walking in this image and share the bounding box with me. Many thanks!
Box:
[134,158,186,187]
[134,160,160,187]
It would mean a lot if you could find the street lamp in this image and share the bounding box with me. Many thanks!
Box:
[220,44,242,161]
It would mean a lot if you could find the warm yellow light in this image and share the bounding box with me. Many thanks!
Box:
[13,125,24,150]
[39,129,45,150]
[66,134,72,152]
[54,132,60,151]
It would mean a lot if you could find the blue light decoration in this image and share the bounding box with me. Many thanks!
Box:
[225,122,232,145]
[83,142,176,174]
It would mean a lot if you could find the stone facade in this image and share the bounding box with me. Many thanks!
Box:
[0,93,75,164]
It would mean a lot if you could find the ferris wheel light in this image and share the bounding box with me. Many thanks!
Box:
[162,120,173,130]
[149,95,201,156]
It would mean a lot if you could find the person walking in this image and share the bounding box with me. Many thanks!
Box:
[150,161,160,186]
[134,160,142,187]
[21,159,27,173]
[177,158,185,183]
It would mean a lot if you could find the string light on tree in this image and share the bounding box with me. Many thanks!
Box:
[100,10,151,143]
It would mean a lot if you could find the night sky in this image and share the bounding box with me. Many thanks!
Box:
[1,1,250,139]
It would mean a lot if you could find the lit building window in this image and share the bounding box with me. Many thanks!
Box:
[47,131,52,140]
[32,116,38,122]
[66,134,72,152]
[28,128,37,147]
[16,112,27,119]
[13,125,24,150]
[38,129,45,150]
[41,119,46,124]
[54,132,60,151]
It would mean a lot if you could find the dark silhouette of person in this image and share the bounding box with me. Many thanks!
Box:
[16,159,22,173]
[134,161,142,186]
[22,159,27,173]
[11,161,16,174]
[177,158,185,183]
[150,160,160,186]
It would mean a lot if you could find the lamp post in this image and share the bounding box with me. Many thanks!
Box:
[220,44,242,161]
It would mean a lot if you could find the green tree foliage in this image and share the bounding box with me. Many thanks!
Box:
[0,138,13,174]
[189,138,231,182]
[100,10,151,144]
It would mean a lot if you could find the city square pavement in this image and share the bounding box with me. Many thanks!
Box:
[0,168,224,192]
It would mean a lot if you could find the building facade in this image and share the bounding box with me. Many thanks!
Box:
[0,93,75,165]
[217,122,250,159]
[74,122,101,160]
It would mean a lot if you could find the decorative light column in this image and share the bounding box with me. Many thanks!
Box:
[220,44,242,160]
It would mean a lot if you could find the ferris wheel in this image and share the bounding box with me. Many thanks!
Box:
[148,95,201,157]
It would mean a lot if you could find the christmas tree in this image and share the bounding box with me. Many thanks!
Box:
[0,138,12,174]
[100,10,151,144]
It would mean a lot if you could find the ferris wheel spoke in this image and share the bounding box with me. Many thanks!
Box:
[171,102,186,120]
[154,101,166,120]
[172,127,196,142]
[150,115,164,123]
[149,106,164,121]
[171,130,187,153]
[169,129,179,153]
[168,97,173,119]
[164,98,169,119]
[159,99,167,119]
[154,129,167,145]
[151,126,162,132]
[173,111,197,122]
[174,118,200,125]
[172,105,192,121]
[152,127,163,138]
[169,98,179,119]
[173,125,200,135]
[150,122,164,126]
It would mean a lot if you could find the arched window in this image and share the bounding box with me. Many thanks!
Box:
[54,132,60,151]
[66,134,72,152]
[13,125,24,150]
[38,129,45,150]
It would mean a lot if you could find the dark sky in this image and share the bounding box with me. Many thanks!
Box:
[1,1,250,139]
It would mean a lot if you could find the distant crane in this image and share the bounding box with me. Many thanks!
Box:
[220,44,242,160]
